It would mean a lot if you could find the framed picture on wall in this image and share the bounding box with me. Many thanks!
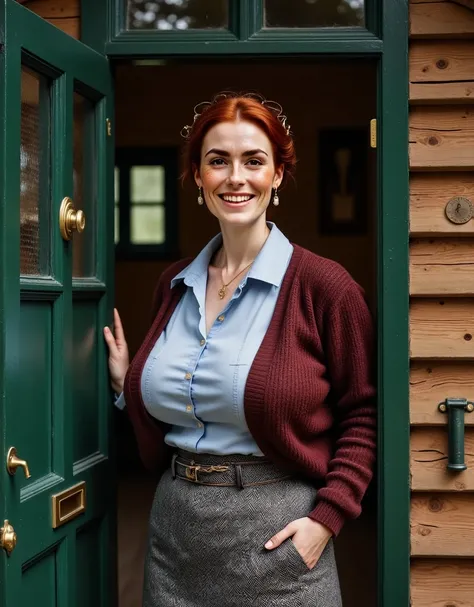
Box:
[318,128,368,235]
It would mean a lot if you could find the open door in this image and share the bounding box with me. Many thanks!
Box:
[0,2,115,605]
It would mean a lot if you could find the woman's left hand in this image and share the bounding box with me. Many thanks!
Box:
[264,517,332,570]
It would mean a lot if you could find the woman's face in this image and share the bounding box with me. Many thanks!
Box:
[194,120,283,229]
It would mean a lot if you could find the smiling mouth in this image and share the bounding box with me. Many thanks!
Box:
[218,194,255,203]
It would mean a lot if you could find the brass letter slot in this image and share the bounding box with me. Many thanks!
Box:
[51,482,86,529]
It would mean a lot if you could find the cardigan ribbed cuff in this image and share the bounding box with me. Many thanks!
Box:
[308,501,346,538]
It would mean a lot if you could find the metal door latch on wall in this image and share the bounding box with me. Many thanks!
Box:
[438,398,473,471]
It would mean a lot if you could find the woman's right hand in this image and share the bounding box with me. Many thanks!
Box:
[103,308,130,395]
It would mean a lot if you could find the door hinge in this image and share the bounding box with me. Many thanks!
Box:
[370,119,377,149]
[106,118,112,137]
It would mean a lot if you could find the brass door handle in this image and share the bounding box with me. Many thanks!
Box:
[6,447,31,478]
[0,520,17,555]
[59,196,86,241]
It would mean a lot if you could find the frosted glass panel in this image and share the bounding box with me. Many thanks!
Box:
[72,92,96,278]
[20,66,51,276]
[131,206,165,244]
[131,166,165,203]
[264,0,365,28]
[126,0,228,30]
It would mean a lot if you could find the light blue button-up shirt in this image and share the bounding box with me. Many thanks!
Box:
[116,223,293,456]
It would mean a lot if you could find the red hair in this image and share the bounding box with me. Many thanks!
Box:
[182,92,296,187]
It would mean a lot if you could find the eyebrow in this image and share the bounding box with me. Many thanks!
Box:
[204,148,268,158]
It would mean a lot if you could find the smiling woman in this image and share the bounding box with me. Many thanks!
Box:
[105,91,376,607]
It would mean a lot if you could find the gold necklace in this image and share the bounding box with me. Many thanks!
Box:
[218,260,253,299]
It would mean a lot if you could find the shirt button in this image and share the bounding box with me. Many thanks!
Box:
[218,315,225,322]
[185,372,192,380]
[200,339,206,346]
[186,405,192,412]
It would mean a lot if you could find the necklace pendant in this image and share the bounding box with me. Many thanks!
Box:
[218,286,226,299]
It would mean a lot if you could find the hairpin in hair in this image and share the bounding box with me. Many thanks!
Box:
[180,92,292,139]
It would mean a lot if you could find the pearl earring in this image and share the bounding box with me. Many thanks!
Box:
[198,187,204,205]
[273,188,280,207]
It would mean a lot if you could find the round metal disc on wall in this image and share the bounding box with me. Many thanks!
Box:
[445,196,473,225]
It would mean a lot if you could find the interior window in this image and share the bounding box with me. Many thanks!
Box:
[115,148,178,259]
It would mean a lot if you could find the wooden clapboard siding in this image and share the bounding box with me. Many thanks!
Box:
[410,40,474,105]
[410,81,474,105]
[452,0,474,11]
[411,427,474,490]
[410,41,474,82]
[410,7,474,39]
[409,0,474,600]
[411,559,474,607]
[410,299,474,359]
[411,493,474,556]
[19,0,80,39]
[410,173,474,235]
[411,361,474,425]
[409,106,474,170]
[410,173,474,237]
[410,238,474,296]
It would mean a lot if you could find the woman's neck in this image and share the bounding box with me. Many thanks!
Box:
[216,218,270,275]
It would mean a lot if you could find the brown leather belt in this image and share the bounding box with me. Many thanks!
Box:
[170,450,292,488]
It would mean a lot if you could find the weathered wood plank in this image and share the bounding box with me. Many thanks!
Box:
[410,299,474,359]
[410,107,474,170]
[452,0,474,11]
[411,427,474,490]
[410,41,474,82]
[46,17,80,39]
[410,4,474,37]
[22,0,79,18]
[410,239,474,296]
[411,493,474,556]
[410,174,474,236]
[411,361,474,425]
[410,81,474,104]
[20,0,80,38]
[411,559,474,607]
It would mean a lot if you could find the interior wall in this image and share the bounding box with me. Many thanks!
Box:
[114,60,377,607]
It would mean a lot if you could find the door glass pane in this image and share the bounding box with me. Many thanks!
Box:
[264,0,365,28]
[73,91,96,278]
[126,0,228,30]
[20,66,51,276]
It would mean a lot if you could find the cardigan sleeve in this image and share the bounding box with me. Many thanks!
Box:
[309,281,377,536]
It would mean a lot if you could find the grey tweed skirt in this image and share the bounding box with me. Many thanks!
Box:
[142,452,342,607]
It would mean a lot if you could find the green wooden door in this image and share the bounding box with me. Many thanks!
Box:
[0,2,115,605]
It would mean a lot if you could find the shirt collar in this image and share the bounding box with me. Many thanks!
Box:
[170,222,292,289]
[170,232,222,288]
[245,223,292,288]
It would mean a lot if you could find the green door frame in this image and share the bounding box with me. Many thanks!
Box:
[85,2,411,606]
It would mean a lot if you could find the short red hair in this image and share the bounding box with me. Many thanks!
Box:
[182,92,296,187]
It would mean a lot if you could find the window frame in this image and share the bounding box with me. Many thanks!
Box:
[83,0,382,56]
[114,146,179,260]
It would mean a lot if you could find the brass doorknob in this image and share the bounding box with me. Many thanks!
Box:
[59,196,86,241]
[0,520,17,555]
[6,447,31,478]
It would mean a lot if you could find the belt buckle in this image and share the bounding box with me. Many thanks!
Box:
[185,464,199,482]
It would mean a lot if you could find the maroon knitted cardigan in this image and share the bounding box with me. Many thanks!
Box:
[124,245,376,536]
